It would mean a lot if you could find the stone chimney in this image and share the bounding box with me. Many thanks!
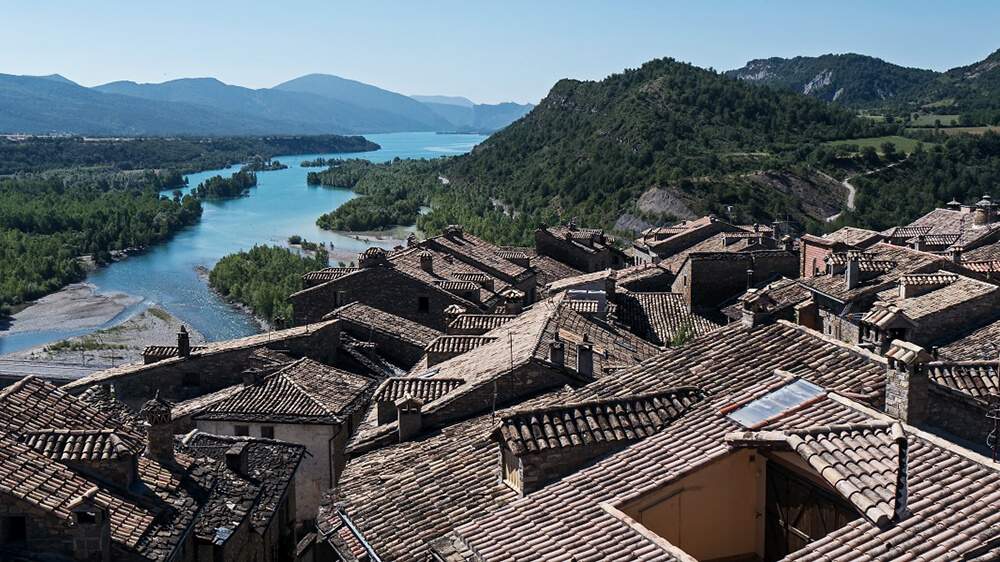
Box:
[740,289,775,329]
[912,235,927,252]
[502,288,525,314]
[177,325,190,358]
[406,233,417,247]
[946,199,961,211]
[549,339,565,367]
[444,225,464,238]
[973,195,994,226]
[949,246,963,264]
[443,304,467,330]
[745,269,754,290]
[845,257,860,290]
[225,442,249,476]
[781,235,794,252]
[884,340,933,425]
[576,335,594,377]
[419,251,434,272]
[396,395,423,441]
[140,393,175,465]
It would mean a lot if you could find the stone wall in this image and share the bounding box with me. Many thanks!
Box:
[672,251,798,309]
[535,229,625,273]
[915,290,1000,347]
[518,440,622,494]
[427,363,566,428]
[927,385,992,447]
[104,322,341,410]
[0,495,75,560]
[291,268,475,331]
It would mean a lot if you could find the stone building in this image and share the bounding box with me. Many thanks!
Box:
[632,215,773,263]
[321,302,442,369]
[534,221,628,272]
[290,228,537,330]
[62,320,342,410]
[881,194,999,254]
[186,358,374,525]
[670,249,799,309]
[0,377,304,562]
[799,226,882,278]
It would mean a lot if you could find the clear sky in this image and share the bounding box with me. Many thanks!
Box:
[3,0,998,104]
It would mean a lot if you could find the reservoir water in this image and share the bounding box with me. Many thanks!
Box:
[0,132,486,354]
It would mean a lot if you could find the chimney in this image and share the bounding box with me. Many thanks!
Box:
[912,235,927,252]
[549,339,565,367]
[225,442,249,476]
[177,325,190,358]
[443,304,467,331]
[946,199,961,211]
[973,195,994,226]
[746,269,754,290]
[781,235,794,252]
[884,340,933,425]
[845,257,860,290]
[502,288,525,314]
[419,251,433,272]
[396,395,423,441]
[576,335,594,377]
[406,233,417,247]
[140,393,175,465]
[241,368,264,387]
[949,246,963,264]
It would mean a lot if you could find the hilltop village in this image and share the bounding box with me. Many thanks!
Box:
[1,195,999,562]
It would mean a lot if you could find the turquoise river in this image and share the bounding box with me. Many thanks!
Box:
[0,132,486,354]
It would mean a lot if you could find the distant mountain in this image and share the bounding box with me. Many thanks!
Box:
[274,74,450,131]
[410,94,474,108]
[727,50,1000,122]
[725,54,937,106]
[415,98,534,132]
[95,77,433,134]
[0,73,299,136]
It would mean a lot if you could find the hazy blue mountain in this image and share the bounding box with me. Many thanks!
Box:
[417,99,534,132]
[95,77,432,134]
[410,94,474,108]
[0,73,298,135]
[39,74,79,86]
[274,73,450,130]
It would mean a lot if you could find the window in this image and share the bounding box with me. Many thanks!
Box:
[0,515,27,544]
[418,296,430,313]
[260,426,274,439]
[75,511,97,525]
[726,379,825,428]
[234,425,250,436]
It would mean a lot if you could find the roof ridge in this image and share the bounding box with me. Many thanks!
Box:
[785,420,895,436]
[499,387,703,421]
[0,375,33,401]
[774,320,887,365]
[279,358,353,418]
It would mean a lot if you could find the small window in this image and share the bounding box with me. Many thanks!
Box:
[260,426,274,439]
[75,511,97,525]
[182,371,200,387]
[0,515,27,544]
[234,425,250,437]
[418,296,430,313]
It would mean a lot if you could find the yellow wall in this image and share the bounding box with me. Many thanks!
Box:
[623,449,765,561]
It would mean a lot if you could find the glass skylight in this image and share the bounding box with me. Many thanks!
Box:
[726,378,825,428]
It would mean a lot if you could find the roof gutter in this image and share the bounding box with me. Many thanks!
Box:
[337,506,383,562]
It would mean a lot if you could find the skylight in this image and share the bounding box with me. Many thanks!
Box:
[726,378,825,428]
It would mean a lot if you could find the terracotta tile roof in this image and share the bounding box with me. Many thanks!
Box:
[544,224,617,255]
[447,313,516,334]
[325,301,442,348]
[19,428,142,462]
[730,421,908,527]
[823,226,883,247]
[441,320,1000,562]
[964,240,1000,261]
[63,320,340,391]
[435,279,481,292]
[496,249,530,261]
[171,383,247,421]
[194,358,373,424]
[613,262,674,289]
[613,292,721,345]
[372,378,464,403]
[426,231,533,281]
[529,255,583,289]
[303,267,360,284]
[963,259,1000,274]
[494,389,703,456]
[939,318,1000,360]
[721,277,812,320]
[927,361,999,401]
[875,275,998,322]
[142,345,207,361]
[910,233,961,248]
[546,269,614,293]
[658,231,777,272]
[565,299,599,314]
[425,335,497,355]
[801,243,950,302]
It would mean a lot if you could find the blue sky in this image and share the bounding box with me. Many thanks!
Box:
[3,1,998,104]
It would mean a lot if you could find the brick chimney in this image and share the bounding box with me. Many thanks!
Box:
[396,395,423,441]
[177,325,190,358]
[884,340,933,425]
[576,335,594,377]
[140,393,175,465]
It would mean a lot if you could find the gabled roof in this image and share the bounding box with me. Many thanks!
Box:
[447,313,516,333]
[372,378,464,404]
[425,335,498,355]
[927,361,999,401]
[800,243,950,302]
[324,301,443,348]
[939,317,1000,360]
[823,226,883,247]
[194,358,373,424]
[494,389,703,456]
[875,274,998,322]
[613,292,721,345]
[729,421,909,528]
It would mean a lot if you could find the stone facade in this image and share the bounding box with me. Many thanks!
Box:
[671,250,798,309]
[535,226,627,272]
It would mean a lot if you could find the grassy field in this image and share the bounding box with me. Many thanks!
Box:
[920,125,1000,136]
[825,135,925,155]
[908,114,960,127]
